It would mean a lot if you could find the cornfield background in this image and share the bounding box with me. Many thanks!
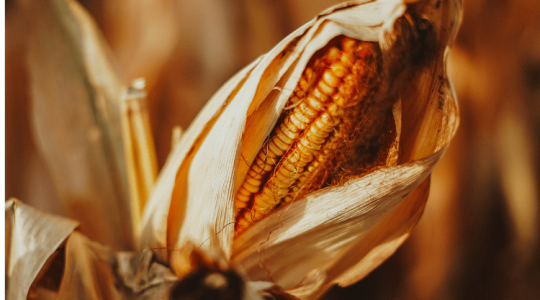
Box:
[5,0,540,299]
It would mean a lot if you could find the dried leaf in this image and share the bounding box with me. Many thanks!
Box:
[27,0,132,249]
[5,200,177,299]
[5,199,78,300]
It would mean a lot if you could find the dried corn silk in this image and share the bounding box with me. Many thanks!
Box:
[234,11,437,235]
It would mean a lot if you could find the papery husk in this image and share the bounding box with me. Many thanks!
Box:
[140,0,461,296]
[5,200,178,300]
[139,56,262,257]
[232,157,436,292]
[27,0,137,250]
[5,199,78,300]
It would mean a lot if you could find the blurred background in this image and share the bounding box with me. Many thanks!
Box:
[5,0,540,299]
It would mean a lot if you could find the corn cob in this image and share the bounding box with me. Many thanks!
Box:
[235,36,390,235]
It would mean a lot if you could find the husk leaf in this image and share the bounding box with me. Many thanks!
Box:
[139,56,262,258]
[5,199,78,300]
[5,201,178,299]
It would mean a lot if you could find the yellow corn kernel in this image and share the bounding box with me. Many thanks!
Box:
[234,36,386,235]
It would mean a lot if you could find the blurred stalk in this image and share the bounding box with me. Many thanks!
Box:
[121,78,158,239]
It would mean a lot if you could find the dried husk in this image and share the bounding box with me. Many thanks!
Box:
[5,199,78,300]
[140,0,461,297]
[5,200,179,300]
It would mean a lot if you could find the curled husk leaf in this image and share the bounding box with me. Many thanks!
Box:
[140,0,461,297]
[5,199,78,300]
[5,199,180,300]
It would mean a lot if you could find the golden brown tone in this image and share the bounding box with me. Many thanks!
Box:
[6,0,463,298]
